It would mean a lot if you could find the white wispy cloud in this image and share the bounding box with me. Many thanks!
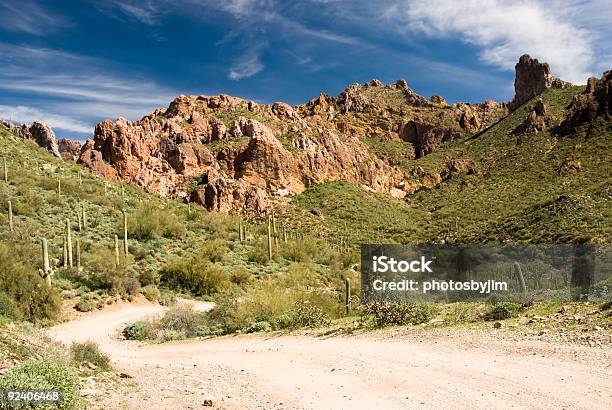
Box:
[0,0,70,35]
[0,43,176,138]
[228,53,265,80]
[0,105,92,134]
[385,0,599,83]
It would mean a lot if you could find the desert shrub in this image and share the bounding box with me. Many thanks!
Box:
[160,258,229,296]
[158,305,206,335]
[122,321,152,341]
[0,292,22,320]
[69,341,111,371]
[81,245,137,295]
[200,212,235,235]
[483,302,522,321]
[292,300,331,328]
[75,296,95,312]
[128,205,185,241]
[0,359,80,409]
[122,305,206,342]
[361,302,433,326]
[229,267,251,285]
[158,291,176,306]
[207,279,341,334]
[198,239,229,262]
[246,321,272,333]
[0,243,61,321]
[246,238,275,264]
[142,285,161,302]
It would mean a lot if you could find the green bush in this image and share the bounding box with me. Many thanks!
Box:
[141,285,161,302]
[0,292,22,320]
[0,243,61,321]
[122,305,206,342]
[128,206,185,241]
[75,297,95,312]
[81,245,138,296]
[160,258,229,296]
[0,359,80,409]
[230,267,251,286]
[361,302,433,326]
[122,321,152,341]
[70,341,111,371]
[483,302,522,321]
[292,300,331,328]
[198,239,229,263]
[246,321,272,333]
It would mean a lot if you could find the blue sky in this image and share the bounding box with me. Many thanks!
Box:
[0,0,610,139]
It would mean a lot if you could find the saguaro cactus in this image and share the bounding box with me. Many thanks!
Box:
[7,200,13,232]
[3,157,7,183]
[41,238,51,285]
[78,171,82,186]
[114,235,120,266]
[513,262,527,294]
[57,175,62,196]
[81,203,87,231]
[63,235,68,268]
[77,208,82,231]
[345,278,351,315]
[66,219,73,268]
[238,218,244,243]
[122,210,128,256]
[267,215,273,260]
[76,239,81,272]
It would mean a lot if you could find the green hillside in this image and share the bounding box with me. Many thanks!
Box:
[285,87,612,245]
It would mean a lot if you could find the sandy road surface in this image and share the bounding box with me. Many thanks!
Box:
[48,302,612,410]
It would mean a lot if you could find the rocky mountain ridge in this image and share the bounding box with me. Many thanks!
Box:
[5,54,610,214]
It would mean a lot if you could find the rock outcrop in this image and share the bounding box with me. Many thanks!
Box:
[74,66,538,213]
[513,98,552,135]
[17,122,61,157]
[58,138,83,161]
[559,70,611,133]
[510,54,572,110]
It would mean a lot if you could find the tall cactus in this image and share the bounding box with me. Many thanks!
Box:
[41,238,51,285]
[7,200,13,232]
[2,157,7,183]
[57,174,62,196]
[345,278,351,315]
[77,207,83,231]
[66,219,73,268]
[513,262,527,295]
[238,218,244,243]
[76,239,81,272]
[78,171,82,186]
[81,203,87,231]
[114,235,120,266]
[122,210,128,256]
[63,235,68,268]
[267,215,273,260]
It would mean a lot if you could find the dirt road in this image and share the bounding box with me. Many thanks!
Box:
[48,302,612,410]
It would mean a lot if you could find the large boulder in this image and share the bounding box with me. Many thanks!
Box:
[509,54,571,110]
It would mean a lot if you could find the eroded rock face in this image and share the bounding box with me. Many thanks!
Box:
[510,54,572,110]
[560,70,611,133]
[399,119,462,157]
[58,138,83,161]
[513,98,552,135]
[77,77,509,213]
[16,121,61,157]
